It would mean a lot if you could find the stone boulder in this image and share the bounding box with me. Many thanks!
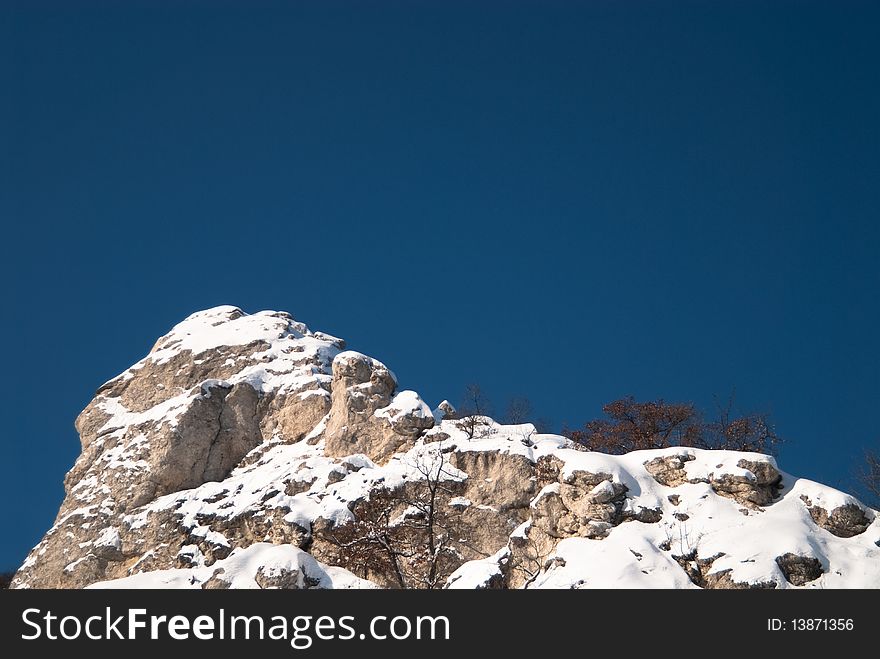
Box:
[801,497,872,538]
[644,454,694,487]
[709,459,782,508]
[324,352,432,462]
[775,553,824,586]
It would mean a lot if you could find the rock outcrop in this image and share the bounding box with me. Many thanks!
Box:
[323,352,433,462]
[13,306,880,590]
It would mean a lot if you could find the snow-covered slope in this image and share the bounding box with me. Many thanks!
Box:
[88,543,377,590]
[13,307,880,590]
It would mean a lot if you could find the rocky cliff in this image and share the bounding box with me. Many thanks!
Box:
[13,306,880,589]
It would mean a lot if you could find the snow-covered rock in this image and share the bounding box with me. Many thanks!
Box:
[12,306,880,590]
[322,351,416,462]
[89,543,376,590]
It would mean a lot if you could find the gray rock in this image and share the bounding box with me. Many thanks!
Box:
[255,564,320,589]
[644,454,695,487]
[433,400,457,421]
[801,497,872,538]
[709,459,782,507]
[775,553,824,586]
[202,569,231,590]
[324,352,427,463]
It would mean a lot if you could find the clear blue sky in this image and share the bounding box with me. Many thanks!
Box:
[2,1,878,571]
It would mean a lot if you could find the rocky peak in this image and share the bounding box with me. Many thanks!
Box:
[12,307,880,590]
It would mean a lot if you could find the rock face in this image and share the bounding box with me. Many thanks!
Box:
[13,306,880,590]
[323,352,433,462]
[801,497,873,538]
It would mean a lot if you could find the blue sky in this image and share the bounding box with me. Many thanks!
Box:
[1,1,878,571]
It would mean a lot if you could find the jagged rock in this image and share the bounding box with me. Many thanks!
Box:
[532,492,615,539]
[255,564,321,589]
[452,451,536,511]
[375,390,435,437]
[709,459,782,507]
[258,390,332,445]
[628,507,663,523]
[644,454,695,487]
[69,380,263,512]
[801,497,871,538]
[208,507,310,550]
[529,467,636,541]
[560,472,624,514]
[775,553,824,586]
[702,570,777,590]
[323,352,428,463]
[13,307,342,588]
[12,306,880,591]
[531,485,580,538]
[506,523,558,589]
[433,400,457,421]
[535,455,564,487]
[423,429,451,444]
[202,569,231,589]
[671,551,778,589]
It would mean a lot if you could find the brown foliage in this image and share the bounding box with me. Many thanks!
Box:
[566,395,781,455]
[703,401,782,454]
[566,397,702,453]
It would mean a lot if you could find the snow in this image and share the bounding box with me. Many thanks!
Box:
[375,390,433,423]
[118,412,880,589]
[792,476,864,512]
[683,449,778,483]
[431,400,456,423]
[149,307,307,363]
[333,351,398,385]
[176,544,206,567]
[434,418,571,462]
[510,520,531,540]
[445,548,509,589]
[94,527,121,552]
[529,448,880,589]
[590,480,616,499]
[89,543,377,590]
[534,535,698,589]
[96,390,195,437]
[531,482,560,508]
[100,307,342,405]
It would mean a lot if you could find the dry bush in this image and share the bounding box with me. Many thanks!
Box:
[565,395,782,455]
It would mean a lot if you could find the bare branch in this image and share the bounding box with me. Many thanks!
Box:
[315,440,468,589]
